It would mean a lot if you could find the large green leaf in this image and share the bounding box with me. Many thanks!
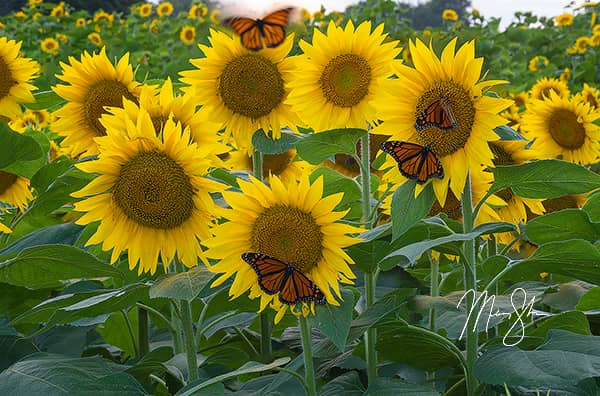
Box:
[176,357,291,396]
[252,129,299,154]
[0,123,44,175]
[0,353,130,394]
[0,245,122,289]
[0,336,39,371]
[319,371,365,396]
[27,90,65,110]
[391,181,435,240]
[376,324,466,372]
[150,265,215,301]
[502,240,600,285]
[96,310,138,359]
[523,209,600,245]
[517,311,591,349]
[491,160,600,199]
[576,286,600,310]
[582,190,600,222]
[364,378,440,395]
[295,128,367,165]
[475,330,600,388]
[314,289,354,352]
[45,283,151,327]
[0,223,84,257]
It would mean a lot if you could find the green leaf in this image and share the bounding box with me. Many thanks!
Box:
[475,330,600,388]
[201,312,256,339]
[364,378,440,395]
[252,129,299,154]
[576,286,600,310]
[491,160,600,199]
[46,283,151,327]
[518,311,591,349]
[0,353,129,394]
[503,240,600,285]
[96,310,138,359]
[310,166,361,204]
[150,265,215,301]
[494,125,527,141]
[376,324,466,372]
[0,245,122,289]
[346,239,391,273]
[315,289,354,352]
[176,357,291,396]
[0,223,84,257]
[0,336,39,371]
[295,128,367,165]
[582,191,600,222]
[73,372,148,395]
[391,181,435,240]
[319,371,365,396]
[0,123,44,176]
[27,90,65,110]
[524,209,600,245]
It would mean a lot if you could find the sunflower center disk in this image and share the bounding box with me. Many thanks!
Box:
[319,53,372,107]
[113,150,195,229]
[250,205,323,272]
[495,188,514,202]
[0,56,15,100]
[489,142,514,166]
[548,109,586,149]
[0,171,17,194]
[84,80,137,137]
[262,150,294,176]
[415,81,475,157]
[219,54,284,119]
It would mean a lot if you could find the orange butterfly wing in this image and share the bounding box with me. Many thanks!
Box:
[242,253,326,305]
[225,8,292,51]
[415,95,458,131]
[380,141,444,184]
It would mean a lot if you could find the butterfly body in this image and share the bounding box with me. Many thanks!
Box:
[242,252,326,305]
[415,95,458,131]
[225,8,293,51]
[380,140,444,184]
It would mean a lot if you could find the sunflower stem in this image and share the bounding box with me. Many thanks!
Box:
[252,143,273,362]
[461,171,479,395]
[173,258,198,383]
[429,252,439,332]
[299,316,317,396]
[359,132,378,383]
[137,306,149,359]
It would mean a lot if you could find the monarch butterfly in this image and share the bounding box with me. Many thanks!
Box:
[380,140,444,184]
[224,8,293,51]
[241,252,326,305]
[415,94,458,131]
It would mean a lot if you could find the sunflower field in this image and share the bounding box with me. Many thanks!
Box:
[1,0,600,394]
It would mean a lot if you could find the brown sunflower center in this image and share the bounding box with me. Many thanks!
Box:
[250,205,323,272]
[0,171,17,194]
[112,149,195,229]
[542,195,581,214]
[584,92,599,108]
[415,81,475,157]
[429,190,461,220]
[488,142,514,166]
[495,188,514,203]
[84,80,137,137]
[0,55,16,101]
[184,29,194,41]
[219,54,284,119]
[262,150,295,176]
[319,53,372,107]
[45,41,57,50]
[547,109,586,150]
[151,114,170,135]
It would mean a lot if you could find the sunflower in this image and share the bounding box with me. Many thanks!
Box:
[373,38,512,206]
[139,4,152,17]
[527,55,549,72]
[520,91,600,165]
[286,21,400,132]
[574,83,600,109]
[0,37,39,119]
[99,78,226,166]
[555,13,574,26]
[529,77,570,101]
[442,9,459,21]
[50,2,67,17]
[76,17,86,27]
[156,1,174,17]
[223,147,313,184]
[40,37,59,55]
[180,26,195,45]
[203,175,362,323]
[189,4,207,19]
[52,47,140,157]
[575,36,592,53]
[72,107,224,275]
[0,222,11,234]
[180,29,301,149]
[0,171,33,210]
[88,32,103,47]
[94,11,114,24]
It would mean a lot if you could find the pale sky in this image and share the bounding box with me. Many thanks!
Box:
[218,0,578,30]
